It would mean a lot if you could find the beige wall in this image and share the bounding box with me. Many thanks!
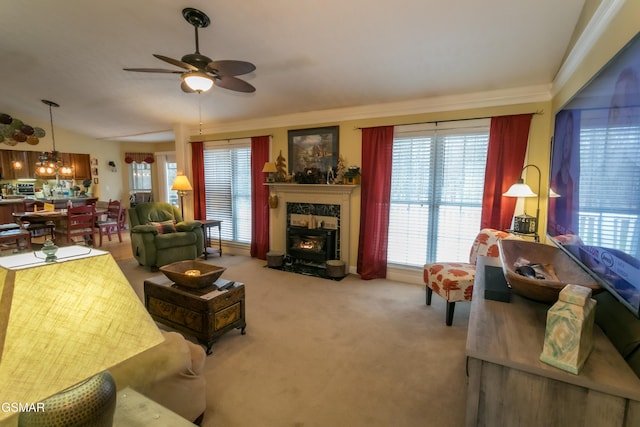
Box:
[195,101,551,271]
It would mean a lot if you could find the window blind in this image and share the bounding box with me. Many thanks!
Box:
[129,162,152,192]
[388,120,489,267]
[203,140,252,243]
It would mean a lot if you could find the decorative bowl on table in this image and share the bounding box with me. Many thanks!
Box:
[159,260,226,289]
[498,239,601,303]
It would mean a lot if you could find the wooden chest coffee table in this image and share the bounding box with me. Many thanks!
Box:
[144,276,246,354]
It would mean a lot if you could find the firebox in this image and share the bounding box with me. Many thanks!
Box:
[287,226,337,266]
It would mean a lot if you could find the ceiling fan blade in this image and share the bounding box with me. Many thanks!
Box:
[180,81,196,93]
[207,60,256,76]
[214,76,256,93]
[153,54,198,71]
[123,68,184,74]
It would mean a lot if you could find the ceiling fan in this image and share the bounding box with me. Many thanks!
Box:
[123,8,255,93]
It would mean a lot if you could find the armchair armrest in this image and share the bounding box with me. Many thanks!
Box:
[176,220,203,232]
[131,224,159,234]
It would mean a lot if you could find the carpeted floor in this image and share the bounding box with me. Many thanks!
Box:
[118,255,470,427]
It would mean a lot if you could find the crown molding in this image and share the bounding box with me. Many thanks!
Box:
[194,84,551,136]
[552,0,627,96]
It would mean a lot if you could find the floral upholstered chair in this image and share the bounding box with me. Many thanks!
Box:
[423,228,512,326]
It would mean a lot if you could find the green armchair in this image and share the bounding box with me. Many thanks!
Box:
[128,202,203,270]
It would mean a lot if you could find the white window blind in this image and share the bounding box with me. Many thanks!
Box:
[129,162,152,192]
[388,120,489,267]
[579,114,640,256]
[203,140,252,244]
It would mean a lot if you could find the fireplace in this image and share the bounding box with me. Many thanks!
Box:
[267,183,359,272]
[287,226,337,265]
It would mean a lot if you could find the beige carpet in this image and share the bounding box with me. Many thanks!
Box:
[119,255,470,427]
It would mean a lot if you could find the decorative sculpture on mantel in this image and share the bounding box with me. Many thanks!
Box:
[275,150,288,182]
[333,155,346,184]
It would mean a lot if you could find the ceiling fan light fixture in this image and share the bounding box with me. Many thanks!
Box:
[183,71,214,92]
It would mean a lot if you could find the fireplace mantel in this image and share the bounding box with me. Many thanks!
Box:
[267,183,358,196]
[267,183,359,271]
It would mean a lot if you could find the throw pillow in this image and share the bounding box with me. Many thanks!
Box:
[149,220,176,234]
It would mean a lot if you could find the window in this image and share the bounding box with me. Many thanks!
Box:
[203,139,252,244]
[128,162,152,193]
[165,160,178,207]
[387,120,490,267]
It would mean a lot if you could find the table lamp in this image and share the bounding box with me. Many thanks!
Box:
[0,246,164,426]
[503,164,541,235]
[262,162,277,183]
[171,175,193,219]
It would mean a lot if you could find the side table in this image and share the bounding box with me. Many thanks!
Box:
[144,275,246,354]
[198,219,222,259]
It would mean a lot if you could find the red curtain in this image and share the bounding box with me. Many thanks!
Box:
[191,141,206,220]
[481,114,533,230]
[251,136,270,259]
[357,126,394,280]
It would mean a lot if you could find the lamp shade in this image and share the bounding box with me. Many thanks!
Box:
[503,179,537,197]
[182,71,214,92]
[0,247,164,422]
[262,162,277,173]
[171,175,193,192]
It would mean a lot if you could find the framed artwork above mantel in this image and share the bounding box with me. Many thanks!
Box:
[288,126,339,177]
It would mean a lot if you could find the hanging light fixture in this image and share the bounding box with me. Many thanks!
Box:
[182,71,214,92]
[35,99,73,179]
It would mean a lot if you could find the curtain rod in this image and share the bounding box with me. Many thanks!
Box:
[354,110,544,130]
[189,135,273,143]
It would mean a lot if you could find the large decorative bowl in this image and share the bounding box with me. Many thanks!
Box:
[159,260,226,289]
[498,239,600,303]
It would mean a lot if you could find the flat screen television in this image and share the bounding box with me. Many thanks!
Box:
[548,32,640,317]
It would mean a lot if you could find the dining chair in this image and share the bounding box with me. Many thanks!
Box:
[17,200,55,240]
[55,204,96,245]
[96,200,124,246]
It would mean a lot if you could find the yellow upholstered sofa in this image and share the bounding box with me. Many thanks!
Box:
[110,330,207,424]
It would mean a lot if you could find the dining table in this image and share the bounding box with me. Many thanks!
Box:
[12,207,108,221]
[12,207,108,243]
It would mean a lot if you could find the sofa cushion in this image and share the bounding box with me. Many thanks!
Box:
[150,220,176,234]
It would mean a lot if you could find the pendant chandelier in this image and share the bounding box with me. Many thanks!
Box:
[35,100,72,177]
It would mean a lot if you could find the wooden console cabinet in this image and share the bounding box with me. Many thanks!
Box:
[144,276,246,355]
[466,257,640,427]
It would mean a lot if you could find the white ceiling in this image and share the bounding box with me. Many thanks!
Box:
[0,0,587,143]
